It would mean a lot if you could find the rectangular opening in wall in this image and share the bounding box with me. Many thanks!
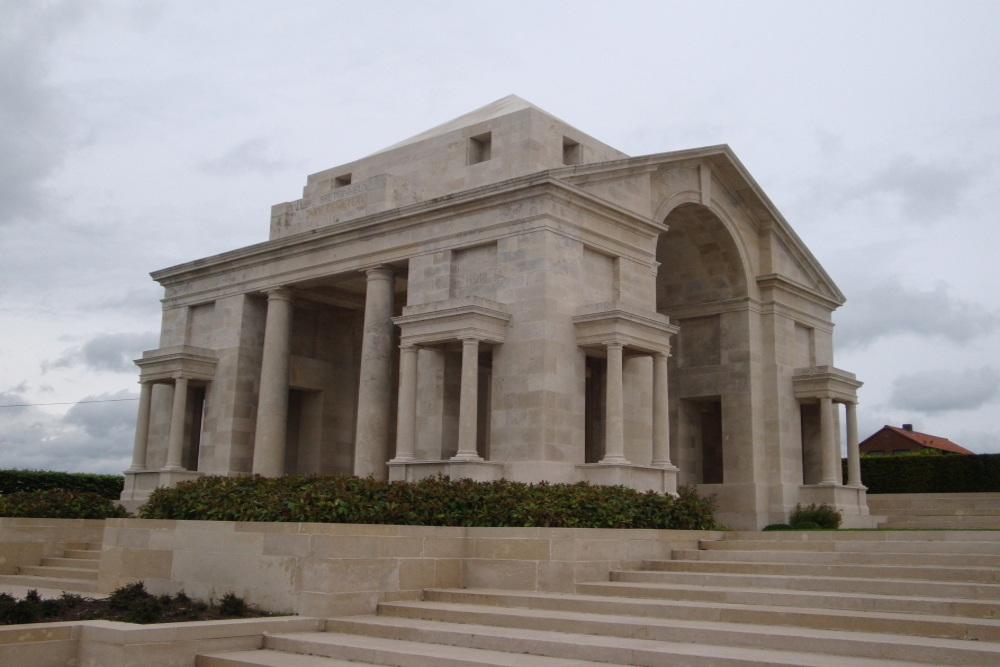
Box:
[584,355,606,463]
[800,402,822,484]
[562,137,581,165]
[183,385,206,472]
[334,173,352,187]
[468,132,492,165]
[701,400,724,484]
[477,348,493,460]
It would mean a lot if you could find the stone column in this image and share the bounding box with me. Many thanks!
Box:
[392,344,419,462]
[819,396,838,485]
[602,342,628,464]
[846,401,862,487]
[163,376,189,471]
[128,381,154,471]
[252,288,294,477]
[453,337,484,461]
[651,352,673,467]
[354,266,396,479]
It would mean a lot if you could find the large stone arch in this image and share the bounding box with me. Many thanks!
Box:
[655,200,751,312]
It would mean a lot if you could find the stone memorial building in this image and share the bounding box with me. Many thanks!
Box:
[122,95,871,529]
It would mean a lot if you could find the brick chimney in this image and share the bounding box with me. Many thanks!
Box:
[902,423,913,432]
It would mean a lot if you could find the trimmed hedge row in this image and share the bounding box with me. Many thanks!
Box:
[0,488,130,519]
[843,454,1000,494]
[0,469,124,499]
[139,475,724,530]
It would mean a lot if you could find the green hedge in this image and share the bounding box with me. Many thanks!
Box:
[843,454,1000,494]
[0,469,124,499]
[0,489,130,519]
[139,475,724,530]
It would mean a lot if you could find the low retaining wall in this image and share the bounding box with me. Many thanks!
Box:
[97,519,720,616]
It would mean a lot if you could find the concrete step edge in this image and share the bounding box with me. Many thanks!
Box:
[374,599,1000,662]
[197,649,384,667]
[267,631,637,667]
[612,569,1000,598]
[577,581,1000,618]
[17,565,100,580]
[271,628,927,667]
[0,574,97,592]
[420,588,1000,641]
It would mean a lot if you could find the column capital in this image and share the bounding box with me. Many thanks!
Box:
[363,265,396,282]
[602,340,625,350]
[399,343,420,352]
[263,286,295,302]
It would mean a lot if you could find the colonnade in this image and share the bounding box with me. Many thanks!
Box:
[597,342,674,468]
[127,374,194,473]
[391,336,485,463]
[818,397,862,487]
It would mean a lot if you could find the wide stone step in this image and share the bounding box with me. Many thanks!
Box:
[881,519,1000,529]
[198,650,386,666]
[701,539,1000,554]
[643,558,1000,583]
[374,599,1000,664]
[0,573,97,593]
[578,580,1000,619]
[672,548,1000,568]
[612,569,1000,600]
[424,588,1000,642]
[18,564,99,580]
[722,530,1000,542]
[319,616,927,666]
[41,557,100,570]
[267,631,634,666]
[62,549,102,560]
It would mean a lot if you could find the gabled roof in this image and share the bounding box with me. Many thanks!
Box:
[861,426,975,455]
[371,94,577,155]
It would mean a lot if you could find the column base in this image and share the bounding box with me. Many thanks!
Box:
[450,453,485,462]
[578,463,677,494]
[388,460,505,483]
[597,456,629,465]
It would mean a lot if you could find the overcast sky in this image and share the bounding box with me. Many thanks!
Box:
[2,0,999,474]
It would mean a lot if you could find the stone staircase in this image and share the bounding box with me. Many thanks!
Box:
[0,541,101,593]
[198,530,1000,666]
[868,492,1000,529]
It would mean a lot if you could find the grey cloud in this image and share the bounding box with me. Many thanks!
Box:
[0,2,90,225]
[0,398,133,473]
[835,278,998,348]
[198,138,291,175]
[64,389,139,439]
[46,331,159,374]
[856,157,976,222]
[890,367,1000,414]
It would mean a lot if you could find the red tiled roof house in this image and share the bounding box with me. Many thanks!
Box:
[859,424,974,456]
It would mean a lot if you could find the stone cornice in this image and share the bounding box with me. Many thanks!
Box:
[150,175,664,289]
[757,274,844,310]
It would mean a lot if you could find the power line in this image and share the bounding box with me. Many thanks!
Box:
[0,398,140,408]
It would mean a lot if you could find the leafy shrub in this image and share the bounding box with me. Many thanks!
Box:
[219,592,248,616]
[124,596,164,624]
[762,523,793,531]
[108,581,149,611]
[0,488,130,519]
[789,503,841,529]
[0,469,124,499]
[140,475,724,530]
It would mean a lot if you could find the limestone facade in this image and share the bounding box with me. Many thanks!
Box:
[123,95,868,529]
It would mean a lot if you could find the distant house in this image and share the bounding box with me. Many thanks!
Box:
[859,424,974,456]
